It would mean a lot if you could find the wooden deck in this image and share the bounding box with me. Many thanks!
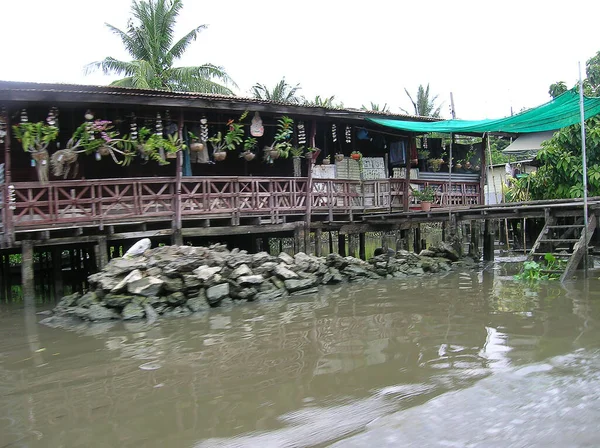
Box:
[0,176,481,248]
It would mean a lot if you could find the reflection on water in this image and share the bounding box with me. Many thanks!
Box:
[1,270,600,447]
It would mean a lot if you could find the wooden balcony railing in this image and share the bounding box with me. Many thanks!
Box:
[2,176,480,233]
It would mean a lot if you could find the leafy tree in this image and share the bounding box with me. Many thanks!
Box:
[251,78,302,103]
[523,116,600,200]
[548,81,568,99]
[361,102,390,113]
[400,84,442,117]
[86,0,236,94]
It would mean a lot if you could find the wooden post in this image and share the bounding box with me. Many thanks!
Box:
[21,240,34,299]
[3,108,14,246]
[483,219,495,261]
[348,233,357,258]
[414,225,422,253]
[338,233,346,257]
[359,232,366,260]
[172,110,184,246]
[294,224,303,254]
[403,139,412,212]
[264,237,271,255]
[315,228,322,257]
[480,133,487,205]
[329,231,334,254]
[52,247,64,299]
[96,236,108,270]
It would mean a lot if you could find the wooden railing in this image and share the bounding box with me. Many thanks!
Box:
[3,176,480,231]
[408,179,480,208]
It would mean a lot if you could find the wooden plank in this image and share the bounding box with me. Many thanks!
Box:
[561,214,596,282]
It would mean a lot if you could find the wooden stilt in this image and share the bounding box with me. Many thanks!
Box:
[96,237,108,270]
[338,233,346,257]
[414,226,422,253]
[329,231,334,254]
[52,247,64,300]
[483,219,495,261]
[171,230,183,246]
[348,233,357,258]
[264,237,271,255]
[359,232,366,260]
[21,240,34,299]
[294,225,303,254]
[315,228,323,257]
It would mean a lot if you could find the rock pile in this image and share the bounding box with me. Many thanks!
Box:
[50,243,468,322]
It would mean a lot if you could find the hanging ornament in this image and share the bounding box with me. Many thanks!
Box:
[155,113,163,136]
[331,124,337,143]
[130,113,138,141]
[250,112,264,137]
[20,109,28,123]
[46,107,59,128]
[345,125,352,144]
[297,121,306,145]
[423,136,428,149]
[84,109,94,121]
[200,116,209,141]
[0,108,6,144]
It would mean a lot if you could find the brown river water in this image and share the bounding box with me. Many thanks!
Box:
[1,260,600,447]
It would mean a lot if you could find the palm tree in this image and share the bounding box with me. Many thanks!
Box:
[86,0,236,94]
[548,81,568,99]
[251,78,302,103]
[361,102,390,113]
[400,84,442,117]
[303,95,338,108]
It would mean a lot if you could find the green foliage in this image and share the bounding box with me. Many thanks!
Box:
[525,116,600,200]
[303,95,339,108]
[12,122,59,151]
[208,111,248,152]
[137,127,181,165]
[268,116,294,158]
[252,78,302,103]
[86,0,236,94]
[514,253,565,281]
[400,84,442,117]
[243,137,257,152]
[411,185,437,202]
[361,102,390,113]
[504,174,531,202]
[290,145,305,158]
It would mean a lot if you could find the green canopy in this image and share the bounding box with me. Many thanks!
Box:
[367,89,600,134]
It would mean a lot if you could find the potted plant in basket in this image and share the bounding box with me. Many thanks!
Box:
[350,150,362,161]
[241,137,257,161]
[188,131,205,152]
[335,153,345,162]
[13,121,59,184]
[208,111,248,161]
[265,115,294,161]
[322,155,331,165]
[411,185,437,212]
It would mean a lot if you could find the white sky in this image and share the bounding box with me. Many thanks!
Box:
[1,0,599,119]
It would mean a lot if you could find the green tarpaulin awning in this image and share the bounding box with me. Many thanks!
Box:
[367,89,600,134]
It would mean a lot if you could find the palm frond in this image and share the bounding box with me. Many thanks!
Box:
[168,64,237,92]
[251,78,301,103]
[166,25,207,63]
[109,77,136,87]
[85,57,138,77]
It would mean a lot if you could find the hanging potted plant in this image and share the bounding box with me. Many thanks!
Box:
[351,150,362,161]
[13,120,59,184]
[188,131,205,152]
[411,185,437,212]
[135,126,180,164]
[322,155,331,165]
[265,116,293,162]
[335,153,345,162]
[208,112,247,162]
[241,137,257,161]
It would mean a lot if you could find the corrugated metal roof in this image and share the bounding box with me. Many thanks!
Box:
[0,80,438,122]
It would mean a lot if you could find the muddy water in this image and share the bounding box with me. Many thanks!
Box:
[1,267,600,447]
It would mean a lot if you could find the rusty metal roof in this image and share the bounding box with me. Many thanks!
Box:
[0,80,439,122]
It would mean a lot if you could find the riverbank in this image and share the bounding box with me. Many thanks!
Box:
[43,242,474,325]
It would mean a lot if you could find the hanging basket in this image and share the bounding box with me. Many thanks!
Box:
[243,151,256,161]
[98,146,111,157]
[351,153,361,161]
[214,151,227,161]
[166,150,178,159]
[190,142,205,152]
[269,149,280,160]
[335,154,345,162]
[322,158,331,165]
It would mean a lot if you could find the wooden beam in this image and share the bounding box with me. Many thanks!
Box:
[21,240,34,299]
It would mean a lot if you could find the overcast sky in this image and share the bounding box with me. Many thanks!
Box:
[1,0,599,119]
